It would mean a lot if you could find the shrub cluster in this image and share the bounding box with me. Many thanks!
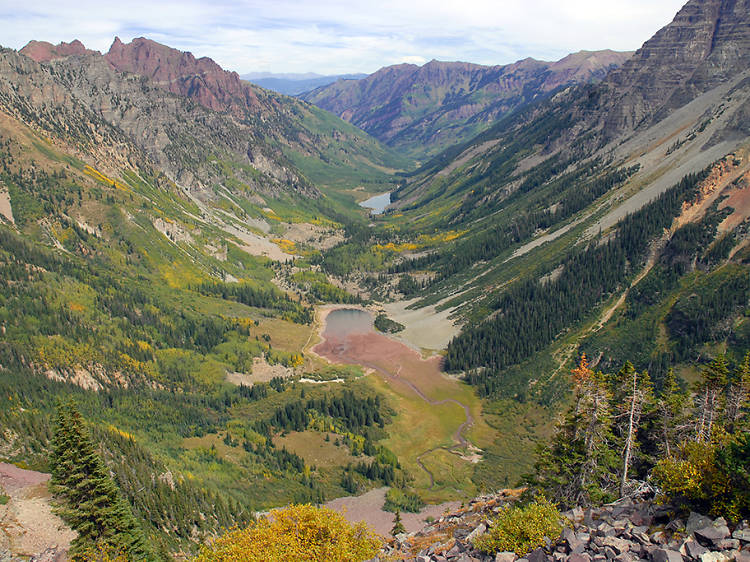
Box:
[473,498,565,556]
[652,432,750,522]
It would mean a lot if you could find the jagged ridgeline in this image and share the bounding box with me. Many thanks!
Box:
[301,51,633,160]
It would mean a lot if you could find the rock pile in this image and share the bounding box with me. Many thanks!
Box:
[0,546,65,562]
[376,488,750,562]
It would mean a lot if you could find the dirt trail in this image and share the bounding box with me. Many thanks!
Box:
[0,462,75,559]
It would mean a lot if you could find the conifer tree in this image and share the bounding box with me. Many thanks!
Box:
[695,355,729,441]
[50,401,154,561]
[655,367,688,457]
[528,356,618,507]
[726,352,750,433]
[391,509,406,537]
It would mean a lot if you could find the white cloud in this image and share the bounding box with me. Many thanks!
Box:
[0,0,688,74]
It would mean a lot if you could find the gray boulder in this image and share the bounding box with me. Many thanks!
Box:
[650,548,683,562]
[687,514,713,535]
[694,526,730,544]
[681,540,708,559]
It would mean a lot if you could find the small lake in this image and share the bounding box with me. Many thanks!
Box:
[322,308,373,339]
[359,192,391,214]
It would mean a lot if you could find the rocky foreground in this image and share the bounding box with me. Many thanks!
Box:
[378,488,750,562]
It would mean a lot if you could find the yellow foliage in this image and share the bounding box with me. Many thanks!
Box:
[417,230,466,244]
[374,242,419,253]
[83,166,129,192]
[107,424,135,441]
[288,353,304,368]
[193,504,382,562]
[262,209,282,221]
[651,439,731,511]
[118,352,156,378]
[136,340,153,353]
[652,457,704,497]
[77,543,129,562]
[272,238,297,254]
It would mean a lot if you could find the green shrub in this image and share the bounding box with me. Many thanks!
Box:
[384,487,425,513]
[473,498,565,556]
[0,494,9,505]
[374,314,405,334]
[652,434,750,521]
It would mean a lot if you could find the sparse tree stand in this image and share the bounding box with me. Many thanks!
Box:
[726,352,750,433]
[50,401,154,561]
[610,362,653,497]
[655,368,687,457]
[694,355,729,441]
[528,355,618,508]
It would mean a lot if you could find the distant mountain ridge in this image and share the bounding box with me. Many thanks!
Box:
[301,50,633,158]
[242,73,367,96]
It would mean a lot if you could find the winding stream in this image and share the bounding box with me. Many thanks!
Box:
[313,308,474,487]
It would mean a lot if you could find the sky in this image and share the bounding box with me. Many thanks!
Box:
[1,0,688,75]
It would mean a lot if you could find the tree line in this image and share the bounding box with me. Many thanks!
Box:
[528,352,750,520]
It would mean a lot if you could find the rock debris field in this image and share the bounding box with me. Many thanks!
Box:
[376,487,750,562]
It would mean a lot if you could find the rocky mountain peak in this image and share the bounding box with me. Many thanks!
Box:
[600,0,750,134]
[103,36,261,114]
[301,50,632,158]
[19,39,99,62]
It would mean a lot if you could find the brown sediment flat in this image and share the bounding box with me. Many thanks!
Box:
[325,487,460,536]
[0,462,49,493]
[313,310,474,487]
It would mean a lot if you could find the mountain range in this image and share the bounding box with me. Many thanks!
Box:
[243,72,368,96]
[301,50,633,159]
[0,0,749,558]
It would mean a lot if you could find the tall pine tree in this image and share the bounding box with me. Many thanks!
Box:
[528,356,618,507]
[51,401,154,561]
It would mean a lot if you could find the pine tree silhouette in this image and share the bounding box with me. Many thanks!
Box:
[51,401,154,560]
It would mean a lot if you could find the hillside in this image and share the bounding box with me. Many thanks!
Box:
[301,50,632,159]
[0,36,415,558]
[20,37,413,192]
[0,0,749,558]
[322,0,750,402]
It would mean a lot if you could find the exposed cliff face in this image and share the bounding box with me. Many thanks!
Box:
[595,0,750,138]
[301,51,632,158]
[15,37,410,196]
[1,47,313,198]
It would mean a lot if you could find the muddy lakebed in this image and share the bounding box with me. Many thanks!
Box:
[315,308,475,534]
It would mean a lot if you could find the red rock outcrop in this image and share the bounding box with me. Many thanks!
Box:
[104,37,261,115]
[20,39,98,62]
